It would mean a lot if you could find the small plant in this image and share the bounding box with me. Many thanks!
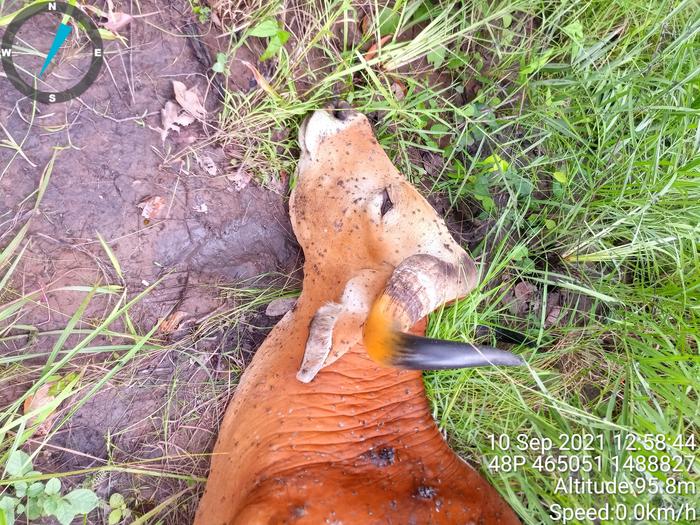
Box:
[189,0,211,24]
[0,450,99,525]
[480,153,533,201]
[247,18,290,61]
[107,492,131,524]
[212,52,227,74]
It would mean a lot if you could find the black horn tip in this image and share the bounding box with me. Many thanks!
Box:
[385,333,525,370]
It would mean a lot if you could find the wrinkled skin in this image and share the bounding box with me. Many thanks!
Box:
[194,109,520,524]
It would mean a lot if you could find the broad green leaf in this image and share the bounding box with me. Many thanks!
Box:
[43,496,59,515]
[108,509,122,525]
[520,48,554,78]
[212,53,227,74]
[552,171,568,184]
[5,450,31,477]
[506,169,533,197]
[26,482,44,498]
[26,498,42,521]
[0,512,11,525]
[426,46,446,68]
[277,31,290,45]
[0,502,15,525]
[64,489,98,514]
[248,19,280,38]
[373,2,425,37]
[109,493,125,508]
[563,20,584,42]
[552,181,564,199]
[260,31,290,61]
[461,104,476,117]
[45,478,61,496]
[475,194,495,212]
[376,6,399,35]
[12,482,27,498]
[98,28,127,44]
[447,52,468,70]
[430,124,449,136]
[510,244,529,262]
[54,499,77,525]
[0,499,18,510]
[482,154,509,173]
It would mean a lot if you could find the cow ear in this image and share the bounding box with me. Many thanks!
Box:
[321,311,365,369]
[297,269,383,383]
[297,302,344,383]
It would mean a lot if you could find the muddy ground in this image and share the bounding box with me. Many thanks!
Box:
[0,0,300,520]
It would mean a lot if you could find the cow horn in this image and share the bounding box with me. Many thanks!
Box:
[364,254,524,369]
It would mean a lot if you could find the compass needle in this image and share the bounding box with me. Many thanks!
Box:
[1,1,104,103]
[39,22,72,77]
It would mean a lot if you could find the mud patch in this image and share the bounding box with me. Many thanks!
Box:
[0,0,299,521]
[0,0,300,337]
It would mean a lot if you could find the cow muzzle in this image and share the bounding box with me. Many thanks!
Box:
[298,103,359,159]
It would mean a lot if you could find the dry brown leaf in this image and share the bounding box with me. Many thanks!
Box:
[226,165,253,191]
[23,384,58,436]
[172,80,206,119]
[101,0,133,33]
[269,181,284,194]
[211,10,223,29]
[160,100,179,128]
[241,61,280,100]
[268,170,289,194]
[390,80,406,101]
[545,305,562,328]
[363,35,392,62]
[509,281,540,316]
[160,100,195,142]
[279,170,290,190]
[361,15,371,35]
[265,297,298,317]
[514,281,536,302]
[138,195,166,221]
[103,11,133,32]
[159,310,189,333]
[198,155,218,176]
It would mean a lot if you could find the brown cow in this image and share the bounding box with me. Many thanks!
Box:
[195,107,522,524]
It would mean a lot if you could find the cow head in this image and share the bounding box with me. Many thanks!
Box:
[292,106,522,378]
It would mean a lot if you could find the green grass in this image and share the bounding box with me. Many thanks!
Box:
[419,2,700,522]
[1,0,698,523]
[0,152,197,522]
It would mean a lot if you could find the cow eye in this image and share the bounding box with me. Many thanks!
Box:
[380,188,394,217]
